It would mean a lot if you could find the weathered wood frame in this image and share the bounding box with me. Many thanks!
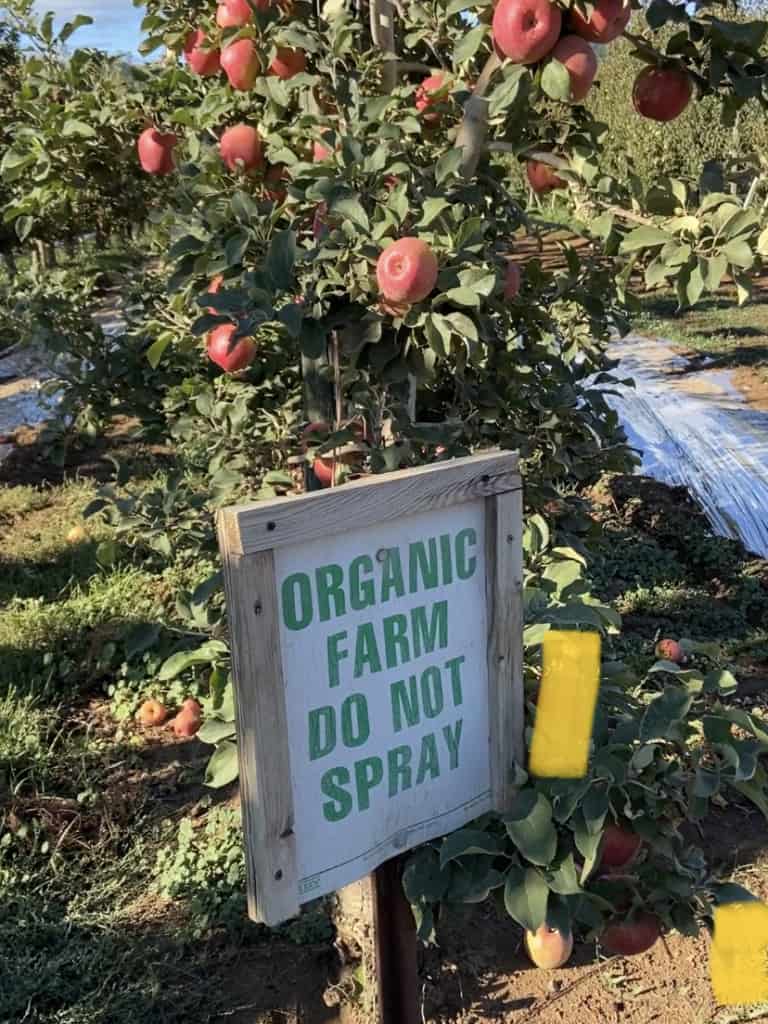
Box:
[216,450,524,926]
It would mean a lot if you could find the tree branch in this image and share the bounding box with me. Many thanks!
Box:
[455,52,502,180]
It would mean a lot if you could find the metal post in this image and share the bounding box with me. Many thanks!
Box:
[372,857,421,1024]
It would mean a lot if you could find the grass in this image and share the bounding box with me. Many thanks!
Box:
[636,288,768,379]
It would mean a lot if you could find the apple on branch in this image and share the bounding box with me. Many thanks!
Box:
[219,123,263,172]
[216,0,254,27]
[207,324,257,372]
[376,238,439,305]
[184,29,221,77]
[526,158,565,194]
[137,128,177,175]
[569,0,631,43]
[549,35,598,101]
[633,66,692,122]
[269,47,307,80]
[492,0,562,64]
[221,39,260,90]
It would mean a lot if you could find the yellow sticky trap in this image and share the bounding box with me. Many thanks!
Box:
[528,629,600,779]
[711,901,768,1005]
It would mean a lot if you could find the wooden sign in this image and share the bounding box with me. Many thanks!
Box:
[217,450,524,926]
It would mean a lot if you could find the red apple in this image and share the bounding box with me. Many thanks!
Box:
[206,274,224,314]
[415,73,449,123]
[269,46,306,79]
[220,123,263,172]
[504,261,522,299]
[221,38,260,90]
[550,35,598,102]
[173,707,202,738]
[655,638,684,663]
[524,925,574,969]
[137,128,177,175]
[313,456,343,488]
[138,699,168,727]
[207,324,257,372]
[376,237,439,305]
[492,0,562,64]
[633,66,692,122]
[313,141,332,161]
[216,0,254,27]
[184,29,221,77]
[600,824,643,869]
[601,913,661,956]
[526,159,565,193]
[569,0,630,43]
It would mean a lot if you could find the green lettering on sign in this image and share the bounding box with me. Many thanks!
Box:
[350,554,375,611]
[354,756,384,811]
[354,622,383,678]
[321,767,352,821]
[282,572,313,631]
[408,538,439,593]
[316,563,346,622]
[411,601,448,658]
[388,745,413,796]
[309,706,336,761]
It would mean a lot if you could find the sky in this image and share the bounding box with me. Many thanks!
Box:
[33,1,146,55]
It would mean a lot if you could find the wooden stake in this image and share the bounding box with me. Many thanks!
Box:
[373,857,421,1024]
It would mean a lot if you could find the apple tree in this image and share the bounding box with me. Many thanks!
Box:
[5,0,768,953]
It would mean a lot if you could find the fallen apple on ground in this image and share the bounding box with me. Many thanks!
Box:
[524,925,574,968]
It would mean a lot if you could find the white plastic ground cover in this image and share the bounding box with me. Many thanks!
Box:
[596,334,768,559]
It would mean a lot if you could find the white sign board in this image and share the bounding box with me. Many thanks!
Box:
[217,451,523,925]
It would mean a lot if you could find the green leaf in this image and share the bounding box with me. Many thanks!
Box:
[504,791,557,866]
[204,741,240,788]
[453,24,487,66]
[198,719,237,746]
[619,226,672,253]
[445,312,478,341]
[267,229,297,290]
[547,853,582,895]
[15,216,33,242]
[640,686,692,740]
[757,224,768,256]
[159,642,228,681]
[59,14,93,43]
[721,238,753,269]
[62,119,96,139]
[541,560,582,595]
[146,334,172,369]
[402,848,450,903]
[435,148,463,185]
[704,253,728,291]
[417,198,451,228]
[439,828,503,867]
[442,287,480,308]
[504,866,549,932]
[573,813,602,882]
[488,66,526,117]
[694,766,720,797]
[330,197,370,232]
[541,59,572,102]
